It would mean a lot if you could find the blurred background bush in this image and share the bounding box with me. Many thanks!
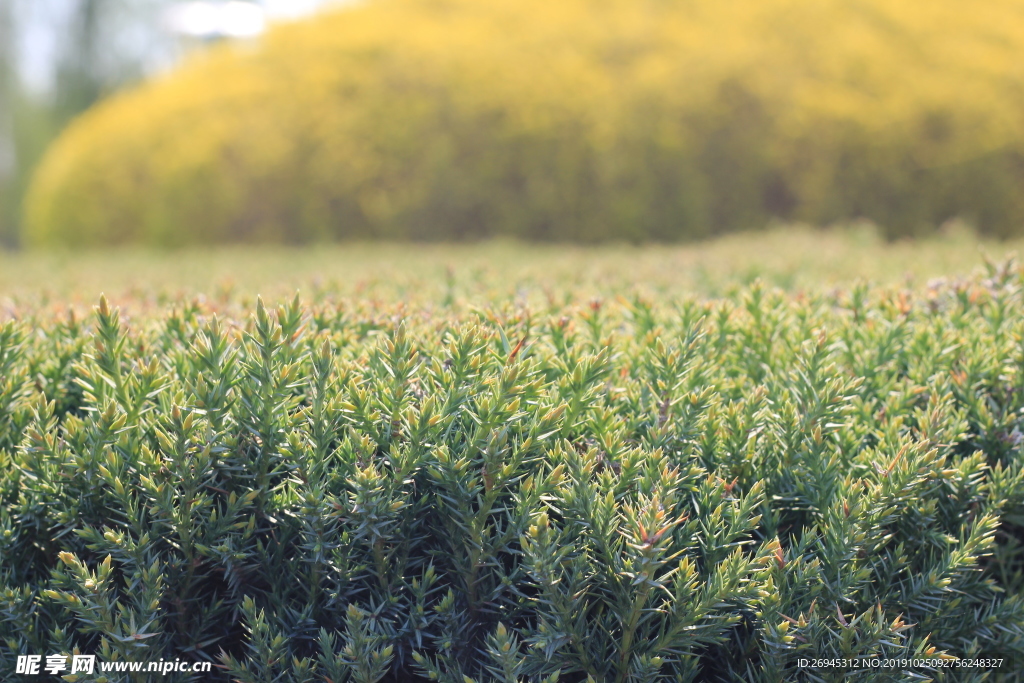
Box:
[6,0,1024,246]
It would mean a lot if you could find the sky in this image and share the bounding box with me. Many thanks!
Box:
[12,0,345,94]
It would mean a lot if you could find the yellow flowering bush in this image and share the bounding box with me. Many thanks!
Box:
[23,0,1024,245]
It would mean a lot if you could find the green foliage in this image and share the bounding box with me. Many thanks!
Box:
[23,0,1024,246]
[3,264,1024,681]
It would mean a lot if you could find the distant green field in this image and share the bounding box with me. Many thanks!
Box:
[2,228,1024,681]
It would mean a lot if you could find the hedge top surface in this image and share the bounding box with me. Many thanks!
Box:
[0,226,1015,308]
[24,0,1024,245]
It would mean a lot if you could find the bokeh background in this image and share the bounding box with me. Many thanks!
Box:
[3,0,1024,249]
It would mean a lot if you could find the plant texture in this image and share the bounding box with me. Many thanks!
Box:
[2,263,1024,681]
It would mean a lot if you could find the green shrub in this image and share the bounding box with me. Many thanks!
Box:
[23,0,1024,246]
[3,266,1024,681]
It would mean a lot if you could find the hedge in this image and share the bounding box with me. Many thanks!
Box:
[23,0,1024,245]
[2,267,1024,680]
